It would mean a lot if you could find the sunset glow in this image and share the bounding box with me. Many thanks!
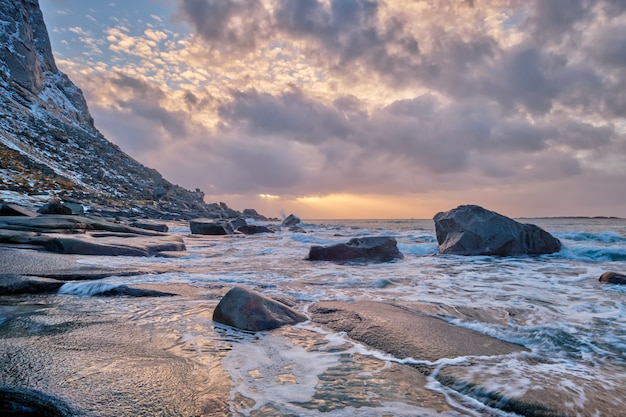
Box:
[39,0,626,218]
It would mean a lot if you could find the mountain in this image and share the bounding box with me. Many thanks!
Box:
[0,0,256,220]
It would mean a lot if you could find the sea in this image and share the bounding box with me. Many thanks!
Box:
[3,217,626,416]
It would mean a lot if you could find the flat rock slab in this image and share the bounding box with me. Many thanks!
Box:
[309,301,527,362]
[0,215,167,236]
[43,234,185,256]
[0,274,65,294]
[0,248,178,283]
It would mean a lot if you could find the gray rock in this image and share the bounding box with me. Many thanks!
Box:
[131,219,169,233]
[0,274,64,294]
[43,235,185,257]
[229,217,248,230]
[242,208,267,220]
[599,271,626,285]
[189,218,233,235]
[0,215,168,236]
[434,205,561,256]
[0,203,39,217]
[61,202,85,215]
[281,214,301,227]
[213,287,307,331]
[236,225,275,235]
[289,226,306,233]
[307,236,404,263]
[38,202,73,215]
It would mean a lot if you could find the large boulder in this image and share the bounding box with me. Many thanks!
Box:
[599,271,626,285]
[281,214,301,227]
[434,205,561,256]
[189,219,233,235]
[213,287,307,331]
[307,236,404,263]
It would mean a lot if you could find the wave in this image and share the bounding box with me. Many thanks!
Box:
[559,245,626,262]
[59,281,123,296]
[558,231,626,243]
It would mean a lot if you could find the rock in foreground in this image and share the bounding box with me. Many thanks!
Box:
[434,205,561,256]
[307,236,404,263]
[213,287,307,331]
[309,301,526,362]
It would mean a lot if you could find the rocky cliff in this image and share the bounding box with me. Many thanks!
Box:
[0,0,250,220]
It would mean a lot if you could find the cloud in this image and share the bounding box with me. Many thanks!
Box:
[217,89,351,143]
[49,0,626,216]
[174,0,270,51]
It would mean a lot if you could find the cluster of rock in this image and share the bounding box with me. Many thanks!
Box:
[189,213,304,236]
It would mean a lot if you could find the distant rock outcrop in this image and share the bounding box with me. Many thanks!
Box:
[213,287,307,331]
[433,205,561,256]
[307,236,404,263]
[0,0,265,221]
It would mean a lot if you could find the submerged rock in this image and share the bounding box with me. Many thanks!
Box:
[599,271,626,285]
[213,287,307,331]
[307,236,404,263]
[433,205,561,256]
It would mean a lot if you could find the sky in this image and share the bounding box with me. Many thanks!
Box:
[38,0,626,219]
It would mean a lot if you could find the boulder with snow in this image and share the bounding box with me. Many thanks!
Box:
[433,205,561,256]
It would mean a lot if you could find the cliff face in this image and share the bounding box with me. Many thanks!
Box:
[0,0,243,219]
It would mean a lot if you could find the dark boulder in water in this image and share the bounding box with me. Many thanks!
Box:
[599,271,626,285]
[307,236,404,263]
[189,219,233,235]
[433,205,561,256]
[213,287,307,331]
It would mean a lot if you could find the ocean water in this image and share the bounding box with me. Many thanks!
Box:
[4,218,626,416]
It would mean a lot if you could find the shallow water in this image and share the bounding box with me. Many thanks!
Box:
[1,218,626,416]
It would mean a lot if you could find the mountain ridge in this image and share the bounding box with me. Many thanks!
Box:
[0,0,260,220]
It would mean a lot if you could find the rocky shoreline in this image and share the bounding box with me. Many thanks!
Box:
[1,204,625,416]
